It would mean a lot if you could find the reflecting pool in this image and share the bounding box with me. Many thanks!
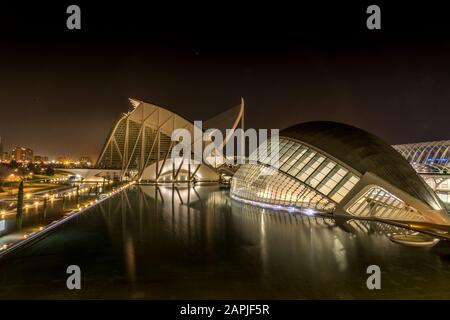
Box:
[0,182,116,252]
[1,184,450,299]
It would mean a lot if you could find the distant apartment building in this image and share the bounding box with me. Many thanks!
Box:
[12,146,34,162]
[0,138,11,161]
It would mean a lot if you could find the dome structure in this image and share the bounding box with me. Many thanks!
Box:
[231,121,450,226]
[281,121,441,210]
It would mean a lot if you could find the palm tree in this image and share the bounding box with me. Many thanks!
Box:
[16,180,24,229]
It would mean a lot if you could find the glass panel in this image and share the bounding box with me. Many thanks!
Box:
[306,160,336,188]
[280,147,307,172]
[297,155,325,182]
[230,163,337,212]
[289,151,315,176]
[346,186,424,222]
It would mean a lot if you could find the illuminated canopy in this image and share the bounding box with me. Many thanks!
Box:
[393,140,450,173]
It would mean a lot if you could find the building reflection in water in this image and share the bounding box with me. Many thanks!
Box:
[95,185,420,288]
[2,184,450,299]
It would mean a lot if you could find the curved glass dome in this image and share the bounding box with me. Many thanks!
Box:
[231,121,450,225]
[280,121,442,211]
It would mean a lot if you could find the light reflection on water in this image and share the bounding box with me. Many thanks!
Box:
[0,183,103,247]
[1,184,450,299]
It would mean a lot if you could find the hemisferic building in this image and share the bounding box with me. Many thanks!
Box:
[231,121,450,226]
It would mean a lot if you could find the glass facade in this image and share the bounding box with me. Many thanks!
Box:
[231,164,335,212]
[346,186,425,222]
[231,137,360,212]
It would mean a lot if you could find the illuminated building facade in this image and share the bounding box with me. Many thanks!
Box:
[393,140,450,173]
[96,98,244,182]
[393,141,450,205]
[11,146,33,162]
[231,121,450,225]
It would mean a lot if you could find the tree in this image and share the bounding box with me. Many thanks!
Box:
[27,163,37,174]
[16,180,24,229]
[8,160,18,169]
[45,166,55,176]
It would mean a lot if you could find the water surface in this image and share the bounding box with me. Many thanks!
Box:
[1,185,450,299]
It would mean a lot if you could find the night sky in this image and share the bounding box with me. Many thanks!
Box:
[1,2,450,160]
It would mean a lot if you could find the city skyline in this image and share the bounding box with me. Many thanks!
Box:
[1,3,450,160]
[0,138,93,162]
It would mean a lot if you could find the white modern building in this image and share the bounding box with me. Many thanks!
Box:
[393,140,450,173]
[96,98,244,183]
[231,121,450,226]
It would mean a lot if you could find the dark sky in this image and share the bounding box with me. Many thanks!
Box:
[1,2,450,160]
